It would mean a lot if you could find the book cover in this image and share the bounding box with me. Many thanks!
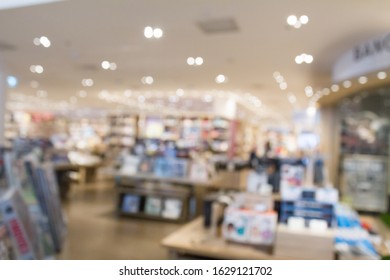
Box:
[121,194,141,214]
[161,198,182,219]
[144,197,162,216]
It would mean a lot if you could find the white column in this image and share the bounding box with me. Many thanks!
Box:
[0,64,7,146]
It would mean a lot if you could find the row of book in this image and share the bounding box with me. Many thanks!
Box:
[0,148,66,259]
[121,194,183,220]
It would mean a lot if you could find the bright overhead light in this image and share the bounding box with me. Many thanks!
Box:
[141,76,154,85]
[279,82,287,90]
[295,55,303,64]
[343,80,352,88]
[305,86,313,97]
[39,36,51,48]
[33,37,41,46]
[195,57,203,65]
[358,76,368,84]
[153,28,163,38]
[287,15,298,26]
[377,71,387,80]
[331,84,339,92]
[288,14,309,28]
[82,78,94,87]
[109,62,117,70]
[276,75,284,83]
[215,74,227,84]
[288,94,297,104]
[101,61,110,70]
[30,65,44,74]
[7,76,18,88]
[145,26,163,39]
[299,15,309,24]
[144,26,153,38]
[294,21,302,29]
[187,57,195,65]
[296,53,313,64]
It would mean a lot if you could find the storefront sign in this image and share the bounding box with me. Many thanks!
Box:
[332,33,390,82]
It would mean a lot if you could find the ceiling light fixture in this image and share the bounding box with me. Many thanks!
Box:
[141,76,154,85]
[81,78,94,87]
[101,61,110,70]
[295,53,313,64]
[144,26,163,39]
[33,36,51,48]
[343,80,352,88]
[358,76,368,84]
[215,74,227,84]
[287,14,309,28]
[377,71,387,80]
[30,65,44,74]
[331,84,339,92]
[279,82,287,90]
[305,86,313,97]
[7,76,18,88]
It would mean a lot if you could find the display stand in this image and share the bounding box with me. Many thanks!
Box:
[161,217,335,260]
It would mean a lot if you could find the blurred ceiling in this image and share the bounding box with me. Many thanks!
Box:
[1,0,390,121]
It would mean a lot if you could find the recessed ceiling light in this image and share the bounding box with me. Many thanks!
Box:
[377,71,387,80]
[101,61,110,70]
[305,86,313,97]
[144,26,153,38]
[109,62,117,70]
[187,57,195,65]
[141,76,154,85]
[279,82,287,90]
[331,84,339,92]
[276,75,284,83]
[343,80,352,88]
[288,94,297,104]
[33,37,41,46]
[287,15,297,26]
[144,26,163,39]
[215,74,227,84]
[195,57,203,65]
[358,76,368,84]
[33,36,51,47]
[299,15,309,24]
[30,65,44,74]
[153,28,163,38]
[296,53,313,64]
[81,78,94,87]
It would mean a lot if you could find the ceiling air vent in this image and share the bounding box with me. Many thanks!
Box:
[197,18,239,34]
[0,41,16,51]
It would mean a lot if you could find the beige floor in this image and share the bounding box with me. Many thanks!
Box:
[58,180,180,260]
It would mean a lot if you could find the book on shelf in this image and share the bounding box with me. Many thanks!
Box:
[144,196,163,216]
[161,198,182,220]
[121,194,141,214]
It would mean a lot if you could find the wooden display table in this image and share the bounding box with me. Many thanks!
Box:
[161,217,335,260]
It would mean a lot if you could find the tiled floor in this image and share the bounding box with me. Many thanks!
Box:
[58,180,180,260]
